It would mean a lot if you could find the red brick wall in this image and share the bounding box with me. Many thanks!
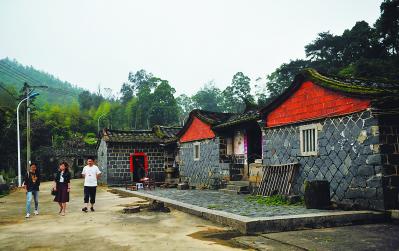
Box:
[266,81,371,127]
[180,117,215,143]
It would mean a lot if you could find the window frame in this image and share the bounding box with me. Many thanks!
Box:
[299,124,320,156]
[193,142,200,161]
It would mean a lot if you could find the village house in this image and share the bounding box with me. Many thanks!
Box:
[259,68,399,210]
[97,125,181,186]
[34,145,96,180]
[177,109,262,189]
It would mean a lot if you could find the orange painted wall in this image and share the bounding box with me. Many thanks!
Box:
[180,117,215,143]
[266,81,371,128]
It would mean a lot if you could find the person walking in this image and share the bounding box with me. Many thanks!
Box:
[81,157,101,212]
[53,162,71,216]
[23,163,41,218]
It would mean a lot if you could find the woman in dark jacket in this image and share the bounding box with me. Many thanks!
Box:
[52,161,71,216]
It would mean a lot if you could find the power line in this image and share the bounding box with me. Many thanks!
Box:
[1,61,81,96]
[1,60,43,86]
[0,64,30,85]
[0,64,80,96]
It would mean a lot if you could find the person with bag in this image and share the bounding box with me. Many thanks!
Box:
[23,163,41,218]
[52,161,71,216]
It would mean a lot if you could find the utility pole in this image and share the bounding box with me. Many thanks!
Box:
[25,84,31,172]
[17,92,39,186]
[23,82,48,173]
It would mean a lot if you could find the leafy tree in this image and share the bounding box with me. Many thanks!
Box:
[176,94,196,125]
[192,81,224,112]
[149,80,179,126]
[375,0,399,55]
[222,72,254,113]
[265,60,310,98]
[120,82,134,104]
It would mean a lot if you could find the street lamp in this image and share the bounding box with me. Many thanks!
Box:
[98,113,109,133]
[17,92,39,187]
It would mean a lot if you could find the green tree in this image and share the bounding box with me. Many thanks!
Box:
[176,94,196,125]
[192,81,223,112]
[375,0,399,55]
[222,72,254,113]
[149,80,179,126]
[265,60,310,98]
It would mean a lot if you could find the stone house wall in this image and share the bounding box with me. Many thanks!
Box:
[379,115,399,209]
[97,139,108,184]
[262,110,388,210]
[97,139,166,186]
[179,138,221,188]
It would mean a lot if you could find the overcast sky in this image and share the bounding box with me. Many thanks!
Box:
[0,0,382,97]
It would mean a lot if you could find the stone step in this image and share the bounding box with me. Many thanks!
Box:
[228,180,250,187]
[226,184,250,192]
[219,188,250,195]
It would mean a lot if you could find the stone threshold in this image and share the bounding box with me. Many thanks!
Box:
[112,187,388,234]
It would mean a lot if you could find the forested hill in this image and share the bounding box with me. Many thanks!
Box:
[0,58,83,105]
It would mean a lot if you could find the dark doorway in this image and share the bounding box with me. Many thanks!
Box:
[246,123,262,164]
[130,152,148,182]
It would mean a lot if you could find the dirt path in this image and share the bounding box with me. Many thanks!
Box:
[0,179,248,251]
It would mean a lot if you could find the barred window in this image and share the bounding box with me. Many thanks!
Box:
[193,143,200,161]
[299,124,319,156]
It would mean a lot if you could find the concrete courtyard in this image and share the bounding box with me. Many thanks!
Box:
[0,179,245,251]
[1,179,398,251]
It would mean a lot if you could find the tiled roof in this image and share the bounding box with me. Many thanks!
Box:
[212,110,260,129]
[101,125,181,144]
[191,109,235,125]
[260,68,399,115]
[304,68,399,96]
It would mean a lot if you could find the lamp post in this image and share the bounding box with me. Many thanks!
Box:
[17,92,39,187]
[97,113,108,133]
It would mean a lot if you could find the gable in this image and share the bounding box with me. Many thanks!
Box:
[180,117,215,143]
[266,81,371,128]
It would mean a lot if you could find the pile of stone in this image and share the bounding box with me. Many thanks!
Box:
[123,200,170,213]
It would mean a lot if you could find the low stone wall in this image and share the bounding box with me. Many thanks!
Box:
[179,138,221,188]
[262,110,386,210]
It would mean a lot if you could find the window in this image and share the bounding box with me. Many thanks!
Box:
[193,143,200,161]
[299,124,320,156]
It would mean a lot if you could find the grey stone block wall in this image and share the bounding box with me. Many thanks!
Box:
[97,139,108,184]
[262,110,386,210]
[97,141,167,186]
[379,115,399,209]
[179,138,221,188]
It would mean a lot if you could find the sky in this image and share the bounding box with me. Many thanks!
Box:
[0,0,383,97]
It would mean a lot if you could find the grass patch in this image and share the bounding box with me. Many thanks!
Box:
[245,195,304,206]
[207,204,224,210]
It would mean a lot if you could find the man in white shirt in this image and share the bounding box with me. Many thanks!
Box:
[81,157,101,212]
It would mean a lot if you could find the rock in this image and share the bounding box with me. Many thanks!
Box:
[123,206,140,214]
[147,200,170,213]
[177,183,189,190]
[123,206,140,213]
[0,175,5,185]
[304,180,331,209]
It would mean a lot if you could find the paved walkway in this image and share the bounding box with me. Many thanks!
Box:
[137,188,328,218]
